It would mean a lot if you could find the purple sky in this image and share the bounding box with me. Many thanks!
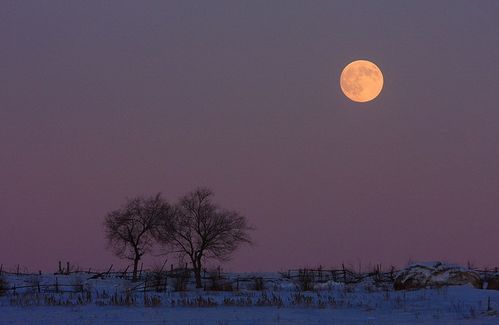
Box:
[1,1,499,272]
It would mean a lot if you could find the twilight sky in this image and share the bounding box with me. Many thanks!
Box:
[1,1,499,272]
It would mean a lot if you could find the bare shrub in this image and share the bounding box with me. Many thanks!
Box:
[94,288,135,306]
[172,269,190,292]
[253,277,265,291]
[291,292,314,306]
[147,266,168,293]
[223,296,253,306]
[71,276,86,293]
[0,276,8,296]
[27,276,41,293]
[173,296,217,307]
[298,269,315,291]
[206,272,233,291]
[342,284,355,294]
[144,293,162,307]
[10,293,42,306]
[255,292,283,307]
[51,278,60,293]
[110,289,135,306]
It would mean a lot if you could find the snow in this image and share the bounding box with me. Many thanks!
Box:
[394,262,482,290]
[1,267,499,324]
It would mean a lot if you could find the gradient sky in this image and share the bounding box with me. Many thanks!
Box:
[1,1,499,272]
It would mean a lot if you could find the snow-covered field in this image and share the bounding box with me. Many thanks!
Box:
[1,268,499,324]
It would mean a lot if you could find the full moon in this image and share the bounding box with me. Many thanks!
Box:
[340,60,384,103]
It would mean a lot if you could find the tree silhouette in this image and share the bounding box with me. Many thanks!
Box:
[156,188,252,288]
[104,193,173,281]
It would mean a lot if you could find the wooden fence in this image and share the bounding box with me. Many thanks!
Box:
[1,262,498,295]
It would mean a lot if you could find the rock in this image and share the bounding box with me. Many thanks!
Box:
[394,262,482,290]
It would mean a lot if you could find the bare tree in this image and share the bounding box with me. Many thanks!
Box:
[156,188,252,288]
[104,193,173,281]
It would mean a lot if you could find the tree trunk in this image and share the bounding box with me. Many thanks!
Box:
[194,267,202,288]
[192,256,203,288]
[132,256,140,282]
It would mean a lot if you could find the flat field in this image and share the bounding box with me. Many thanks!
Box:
[1,269,498,324]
